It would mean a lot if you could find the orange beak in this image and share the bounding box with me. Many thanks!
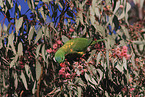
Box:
[60,62,65,67]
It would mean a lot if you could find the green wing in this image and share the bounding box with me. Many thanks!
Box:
[70,38,92,52]
[60,38,92,55]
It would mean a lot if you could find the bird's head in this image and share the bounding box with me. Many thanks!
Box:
[54,50,65,63]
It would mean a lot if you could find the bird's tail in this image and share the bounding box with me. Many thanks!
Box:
[91,39,106,45]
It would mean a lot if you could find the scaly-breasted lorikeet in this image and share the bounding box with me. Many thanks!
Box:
[54,38,105,63]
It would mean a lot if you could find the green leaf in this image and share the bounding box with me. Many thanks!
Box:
[3,24,8,33]
[28,26,35,44]
[32,81,36,94]
[96,52,101,66]
[89,65,96,75]
[42,0,50,3]
[126,70,131,83]
[113,1,120,14]
[78,87,81,97]
[39,7,46,20]
[3,73,9,88]
[7,22,12,32]
[27,0,32,10]
[34,28,42,44]
[36,44,41,58]
[62,35,69,43]
[85,73,90,82]
[123,57,127,70]
[25,64,30,78]
[131,53,138,69]
[95,25,105,38]
[18,42,23,56]
[18,4,21,11]
[7,0,13,8]
[106,50,112,78]
[91,0,100,19]
[105,91,109,96]
[20,71,28,90]
[139,0,144,8]
[35,0,39,5]
[87,50,96,62]
[42,44,45,61]
[10,60,15,68]
[121,25,130,39]
[77,11,84,25]
[36,60,41,81]
[133,0,137,4]
[118,11,125,20]
[14,54,18,62]
[0,39,2,49]
[132,41,145,45]
[91,77,98,85]
[126,2,131,12]
[125,2,131,25]
[0,0,4,7]
[14,73,18,89]
[10,55,18,68]
[85,73,97,86]
[116,63,123,73]
[97,69,103,84]
[16,17,23,34]
[0,23,1,34]
[43,25,49,37]
[8,32,14,45]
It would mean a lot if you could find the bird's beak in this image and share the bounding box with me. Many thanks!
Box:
[60,63,63,67]
[60,62,65,67]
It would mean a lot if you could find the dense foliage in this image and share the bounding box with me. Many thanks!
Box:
[0,0,145,96]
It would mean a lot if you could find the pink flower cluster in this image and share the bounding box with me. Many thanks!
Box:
[46,40,62,53]
[58,61,86,79]
[115,46,131,59]
[58,67,71,78]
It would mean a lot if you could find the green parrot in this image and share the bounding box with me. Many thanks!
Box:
[54,38,105,63]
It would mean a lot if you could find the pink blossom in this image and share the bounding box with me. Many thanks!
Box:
[120,51,124,56]
[129,88,135,92]
[19,61,23,65]
[53,43,58,49]
[57,40,62,45]
[123,49,127,53]
[69,28,75,32]
[59,67,66,76]
[60,67,65,72]
[52,49,57,53]
[116,46,120,51]
[120,5,123,8]
[80,70,84,75]
[77,65,83,71]
[123,46,128,51]
[115,50,121,56]
[126,54,131,59]
[123,53,128,57]
[129,77,133,82]
[73,62,79,65]
[65,72,71,78]
[47,48,53,53]
[135,58,139,62]
[122,86,127,92]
